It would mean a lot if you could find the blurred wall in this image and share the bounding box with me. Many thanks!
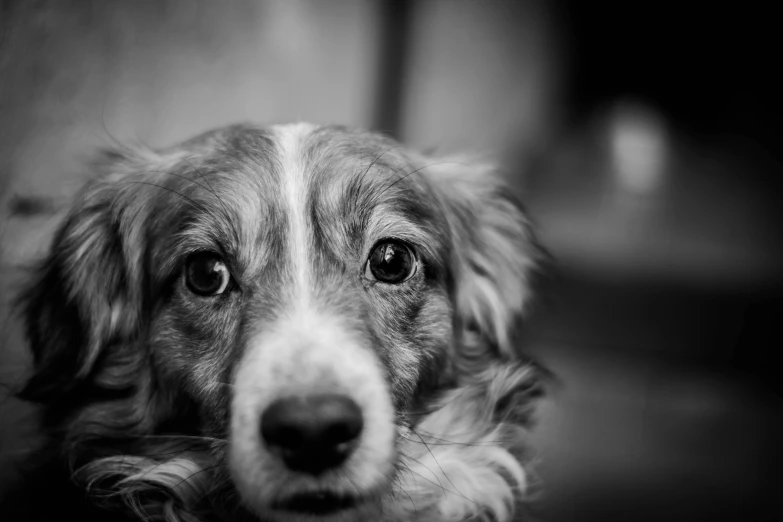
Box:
[401,0,560,158]
[0,0,379,209]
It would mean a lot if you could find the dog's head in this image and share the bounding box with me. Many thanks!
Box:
[19,123,544,522]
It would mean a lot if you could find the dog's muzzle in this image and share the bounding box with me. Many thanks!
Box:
[229,312,396,519]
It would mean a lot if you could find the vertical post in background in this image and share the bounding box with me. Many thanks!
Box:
[371,0,413,139]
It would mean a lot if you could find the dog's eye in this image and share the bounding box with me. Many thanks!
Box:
[185,252,231,296]
[365,240,417,284]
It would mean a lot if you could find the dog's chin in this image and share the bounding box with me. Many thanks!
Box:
[258,490,380,522]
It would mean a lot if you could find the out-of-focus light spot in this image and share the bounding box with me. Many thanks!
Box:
[609,101,669,195]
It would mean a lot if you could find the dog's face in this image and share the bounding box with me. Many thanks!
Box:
[20,124,541,522]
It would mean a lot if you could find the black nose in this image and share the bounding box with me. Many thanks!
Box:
[260,394,364,475]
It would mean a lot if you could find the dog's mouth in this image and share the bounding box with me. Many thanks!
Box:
[273,490,360,515]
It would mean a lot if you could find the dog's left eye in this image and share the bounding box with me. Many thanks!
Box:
[365,239,417,284]
[185,252,231,296]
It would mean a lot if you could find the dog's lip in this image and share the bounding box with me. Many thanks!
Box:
[272,490,360,515]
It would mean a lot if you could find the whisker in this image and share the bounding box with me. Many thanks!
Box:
[171,464,221,492]
[383,164,429,194]
[116,443,211,461]
[126,451,211,486]
[399,452,446,498]
[399,433,511,447]
[139,434,227,444]
[383,159,481,197]
[360,145,400,184]
[155,169,215,199]
[399,462,477,506]
[122,181,204,211]
[413,426,510,441]
[397,483,418,517]
[394,458,422,512]
[180,157,241,247]
[409,427,468,500]
[99,95,133,154]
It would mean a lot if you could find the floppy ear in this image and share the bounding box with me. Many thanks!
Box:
[425,159,543,361]
[18,151,153,402]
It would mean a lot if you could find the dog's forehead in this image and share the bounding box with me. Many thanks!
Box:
[298,124,411,177]
[152,124,443,277]
[183,124,435,220]
[175,123,423,196]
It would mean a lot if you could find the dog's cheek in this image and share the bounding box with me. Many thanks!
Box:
[368,285,452,409]
[150,299,244,432]
[405,290,453,409]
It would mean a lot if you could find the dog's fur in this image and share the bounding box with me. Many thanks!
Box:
[1,123,545,522]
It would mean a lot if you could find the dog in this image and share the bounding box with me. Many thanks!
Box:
[1,123,545,522]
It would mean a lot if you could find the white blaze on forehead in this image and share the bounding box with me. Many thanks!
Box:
[272,122,317,305]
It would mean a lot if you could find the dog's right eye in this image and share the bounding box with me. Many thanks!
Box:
[185,252,231,296]
[365,239,417,284]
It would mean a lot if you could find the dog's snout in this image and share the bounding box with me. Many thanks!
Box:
[260,394,363,474]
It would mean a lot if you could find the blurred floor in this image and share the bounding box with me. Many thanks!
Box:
[524,275,782,522]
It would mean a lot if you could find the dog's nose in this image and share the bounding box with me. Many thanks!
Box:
[260,393,363,474]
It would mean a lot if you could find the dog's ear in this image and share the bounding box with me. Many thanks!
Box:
[425,159,543,361]
[18,150,155,402]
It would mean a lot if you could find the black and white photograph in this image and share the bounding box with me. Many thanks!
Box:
[1,2,780,521]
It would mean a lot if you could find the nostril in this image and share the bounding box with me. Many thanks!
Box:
[262,421,304,451]
[319,398,363,445]
[323,417,362,446]
[260,394,364,474]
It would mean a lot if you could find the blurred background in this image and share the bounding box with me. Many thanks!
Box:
[1,1,781,521]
